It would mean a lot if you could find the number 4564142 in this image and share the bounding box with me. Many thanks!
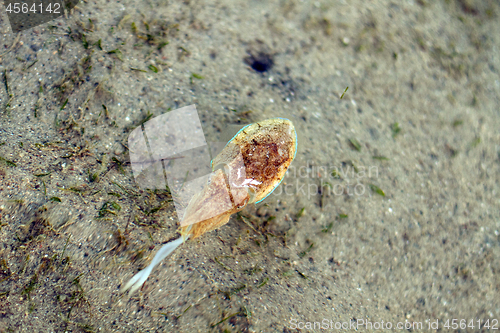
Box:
[5,2,61,14]
[443,319,498,330]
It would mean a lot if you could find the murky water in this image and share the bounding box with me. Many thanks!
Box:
[1,0,499,331]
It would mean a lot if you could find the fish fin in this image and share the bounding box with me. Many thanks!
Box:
[189,213,231,239]
[121,235,188,295]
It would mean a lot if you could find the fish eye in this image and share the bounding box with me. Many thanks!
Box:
[237,197,249,209]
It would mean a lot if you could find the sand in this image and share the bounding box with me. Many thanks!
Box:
[0,0,499,332]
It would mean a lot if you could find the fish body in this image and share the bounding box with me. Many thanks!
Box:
[181,117,297,238]
[123,118,297,294]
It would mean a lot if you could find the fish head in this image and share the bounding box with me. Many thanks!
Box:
[212,117,297,204]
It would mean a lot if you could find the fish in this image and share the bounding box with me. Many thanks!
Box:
[122,117,297,295]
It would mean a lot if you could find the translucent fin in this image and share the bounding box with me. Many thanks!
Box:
[121,235,189,295]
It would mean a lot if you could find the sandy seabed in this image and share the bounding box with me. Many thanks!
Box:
[0,0,499,332]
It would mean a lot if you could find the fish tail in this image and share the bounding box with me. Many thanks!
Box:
[121,233,189,295]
